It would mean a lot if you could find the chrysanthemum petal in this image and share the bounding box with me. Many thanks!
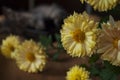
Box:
[61,12,98,57]
[66,65,90,80]
[98,17,120,66]
[13,40,47,73]
[85,0,118,11]
[1,35,21,58]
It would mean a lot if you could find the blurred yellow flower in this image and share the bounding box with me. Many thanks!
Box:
[61,12,98,57]
[13,40,47,73]
[80,0,86,3]
[86,0,118,11]
[97,18,120,66]
[1,35,20,58]
[66,65,90,80]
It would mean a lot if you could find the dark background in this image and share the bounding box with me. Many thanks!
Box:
[0,0,85,14]
[0,0,120,19]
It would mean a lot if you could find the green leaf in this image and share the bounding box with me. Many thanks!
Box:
[80,64,88,69]
[55,34,61,42]
[104,61,111,68]
[52,52,60,61]
[104,61,120,75]
[89,54,99,64]
[89,64,100,76]
[110,75,117,80]
[112,66,120,75]
[39,35,52,47]
[99,68,115,80]
[55,34,63,48]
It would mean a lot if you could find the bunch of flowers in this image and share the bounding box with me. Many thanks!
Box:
[60,1,120,80]
[61,10,120,80]
[1,0,120,80]
[1,35,47,73]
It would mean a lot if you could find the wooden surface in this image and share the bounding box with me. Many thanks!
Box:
[0,52,91,80]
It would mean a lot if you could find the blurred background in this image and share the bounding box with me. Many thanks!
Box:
[0,0,86,80]
[0,0,85,14]
[0,0,86,41]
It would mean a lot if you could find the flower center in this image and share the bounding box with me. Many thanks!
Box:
[113,39,119,49]
[75,75,81,80]
[10,46,15,52]
[26,53,35,62]
[73,29,85,43]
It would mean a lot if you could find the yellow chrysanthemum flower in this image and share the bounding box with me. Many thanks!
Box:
[80,0,86,3]
[13,40,47,73]
[97,18,120,66]
[61,12,98,57]
[1,35,20,58]
[86,0,118,11]
[66,65,90,80]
